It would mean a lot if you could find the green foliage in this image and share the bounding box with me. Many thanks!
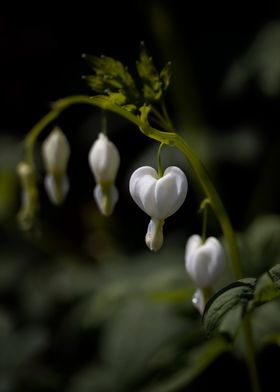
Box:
[203,264,280,339]
[82,54,139,99]
[136,42,172,102]
[82,43,172,114]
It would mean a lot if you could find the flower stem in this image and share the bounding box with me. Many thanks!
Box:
[22,94,260,392]
[157,142,165,177]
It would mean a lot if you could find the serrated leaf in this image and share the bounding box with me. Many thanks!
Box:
[83,54,139,102]
[160,61,172,90]
[106,91,127,106]
[122,104,137,112]
[203,279,255,338]
[137,42,163,102]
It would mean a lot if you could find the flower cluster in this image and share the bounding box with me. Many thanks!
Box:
[18,125,224,315]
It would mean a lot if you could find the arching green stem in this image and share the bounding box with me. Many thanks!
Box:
[22,94,259,391]
[24,95,242,278]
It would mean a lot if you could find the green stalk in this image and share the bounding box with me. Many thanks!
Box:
[22,94,260,392]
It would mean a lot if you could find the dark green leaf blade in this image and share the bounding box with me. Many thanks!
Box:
[203,279,255,338]
[251,264,280,307]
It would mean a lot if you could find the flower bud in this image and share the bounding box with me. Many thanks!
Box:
[42,127,70,175]
[93,184,118,216]
[185,234,224,288]
[129,166,188,251]
[88,133,120,186]
[41,127,70,205]
[16,161,38,230]
[88,133,120,216]
[44,174,69,206]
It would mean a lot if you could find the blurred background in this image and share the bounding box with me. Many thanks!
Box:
[0,1,280,391]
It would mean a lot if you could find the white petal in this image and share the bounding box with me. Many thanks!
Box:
[129,166,157,211]
[185,234,202,277]
[42,127,70,174]
[88,133,120,184]
[185,235,224,288]
[192,289,205,315]
[94,184,119,216]
[129,166,188,219]
[145,218,164,251]
[155,166,188,218]
[44,174,69,205]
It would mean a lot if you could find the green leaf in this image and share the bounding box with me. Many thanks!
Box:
[269,263,280,289]
[82,54,139,102]
[122,104,137,112]
[203,265,280,340]
[137,42,163,102]
[160,61,172,90]
[252,264,280,306]
[105,91,127,106]
[203,279,256,338]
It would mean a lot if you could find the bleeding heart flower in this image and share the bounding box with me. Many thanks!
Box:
[41,127,70,205]
[88,133,120,216]
[42,127,70,175]
[129,166,188,251]
[185,234,224,289]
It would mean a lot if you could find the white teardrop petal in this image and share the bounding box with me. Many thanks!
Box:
[185,235,224,288]
[94,184,119,216]
[89,133,120,185]
[44,174,69,205]
[42,128,70,174]
[145,218,164,252]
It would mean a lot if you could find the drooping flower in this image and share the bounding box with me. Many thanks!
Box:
[88,132,120,216]
[41,127,70,205]
[16,161,38,230]
[185,234,224,289]
[129,166,188,251]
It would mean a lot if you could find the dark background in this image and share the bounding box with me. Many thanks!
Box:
[1,1,280,227]
[0,2,280,391]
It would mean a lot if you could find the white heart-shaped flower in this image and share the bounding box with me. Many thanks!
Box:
[129,166,188,220]
[185,234,224,288]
